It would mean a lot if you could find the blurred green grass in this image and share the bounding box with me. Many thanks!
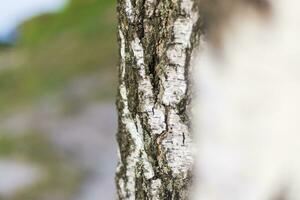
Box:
[0,0,117,113]
[0,0,117,199]
[0,132,82,200]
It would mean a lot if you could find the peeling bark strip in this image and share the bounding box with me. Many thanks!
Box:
[116,0,201,199]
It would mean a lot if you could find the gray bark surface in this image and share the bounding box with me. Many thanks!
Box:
[116,0,201,199]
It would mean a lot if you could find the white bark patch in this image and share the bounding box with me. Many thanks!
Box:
[162,1,197,107]
[162,110,193,176]
[131,37,166,135]
[125,0,134,22]
[167,44,187,67]
[180,0,193,14]
[118,178,126,199]
[158,0,197,176]
[173,17,194,48]
[131,38,153,111]
[150,179,162,200]
[149,106,166,135]
[160,64,187,106]
[119,30,126,78]
[131,38,145,72]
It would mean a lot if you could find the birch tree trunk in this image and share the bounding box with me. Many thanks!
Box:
[116,0,201,199]
[194,1,300,200]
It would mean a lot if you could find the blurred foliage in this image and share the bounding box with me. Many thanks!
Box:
[0,132,82,200]
[0,0,117,199]
[0,0,117,113]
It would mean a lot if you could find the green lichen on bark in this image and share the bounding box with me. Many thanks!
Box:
[116,0,202,199]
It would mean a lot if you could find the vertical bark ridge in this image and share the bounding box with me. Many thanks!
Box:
[116,0,202,199]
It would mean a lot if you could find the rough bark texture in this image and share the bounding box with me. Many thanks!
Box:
[116,0,201,199]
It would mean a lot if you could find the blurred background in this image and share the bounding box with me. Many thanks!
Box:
[0,0,118,199]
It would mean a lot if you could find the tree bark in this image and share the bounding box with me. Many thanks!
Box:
[116,0,201,199]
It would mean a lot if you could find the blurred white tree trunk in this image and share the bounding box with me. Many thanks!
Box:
[115,0,201,199]
[194,0,300,200]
